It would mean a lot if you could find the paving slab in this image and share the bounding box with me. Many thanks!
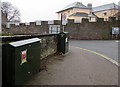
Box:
[23,46,118,85]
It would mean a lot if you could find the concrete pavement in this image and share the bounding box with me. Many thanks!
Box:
[24,46,118,85]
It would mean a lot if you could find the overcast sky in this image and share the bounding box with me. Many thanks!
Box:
[1,0,120,22]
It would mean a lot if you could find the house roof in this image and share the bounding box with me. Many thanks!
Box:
[69,12,97,18]
[92,3,119,12]
[57,2,89,13]
[88,13,98,17]
[69,12,88,17]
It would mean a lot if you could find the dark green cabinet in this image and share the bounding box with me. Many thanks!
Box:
[2,38,41,86]
[58,32,69,54]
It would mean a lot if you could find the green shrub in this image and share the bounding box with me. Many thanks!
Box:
[0,34,14,36]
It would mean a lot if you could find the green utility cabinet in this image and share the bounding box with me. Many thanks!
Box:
[58,32,69,54]
[2,38,41,86]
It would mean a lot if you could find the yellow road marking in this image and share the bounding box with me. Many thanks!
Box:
[71,46,119,66]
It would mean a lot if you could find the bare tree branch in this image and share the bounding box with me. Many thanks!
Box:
[1,2,21,22]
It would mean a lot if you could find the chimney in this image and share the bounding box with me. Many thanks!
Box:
[87,3,92,9]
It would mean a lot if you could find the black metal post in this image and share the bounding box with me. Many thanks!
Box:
[60,13,63,33]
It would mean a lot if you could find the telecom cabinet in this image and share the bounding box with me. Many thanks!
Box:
[2,38,41,86]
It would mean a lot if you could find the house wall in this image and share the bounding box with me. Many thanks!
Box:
[57,8,90,20]
[57,8,74,20]
[94,9,119,21]
[89,17,96,22]
[68,16,96,23]
[72,8,90,14]
[69,16,89,23]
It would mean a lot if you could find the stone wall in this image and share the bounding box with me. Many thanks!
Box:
[2,17,120,39]
[65,18,120,39]
[2,34,58,59]
[39,35,58,59]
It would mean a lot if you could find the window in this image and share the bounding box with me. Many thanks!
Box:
[49,25,60,34]
[68,11,70,14]
[104,18,108,21]
[103,13,107,16]
[90,17,91,20]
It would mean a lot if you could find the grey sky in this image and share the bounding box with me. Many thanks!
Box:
[1,0,119,22]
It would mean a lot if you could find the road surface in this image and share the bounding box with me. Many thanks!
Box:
[70,40,118,62]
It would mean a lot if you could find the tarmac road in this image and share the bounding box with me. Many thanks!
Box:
[70,40,119,62]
